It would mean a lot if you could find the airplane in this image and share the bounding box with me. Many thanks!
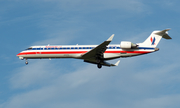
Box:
[17,29,172,69]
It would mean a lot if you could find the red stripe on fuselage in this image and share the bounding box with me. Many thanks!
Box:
[17,50,151,56]
[17,51,87,56]
[41,51,87,54]
[105,51,150,54]
[17,52,36,56]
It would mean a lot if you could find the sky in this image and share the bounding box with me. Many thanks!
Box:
[0,0,180,108]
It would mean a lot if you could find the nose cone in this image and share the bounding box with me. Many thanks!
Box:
[16,52,22,57]
[16,53,20,57]
[17,52,24,60]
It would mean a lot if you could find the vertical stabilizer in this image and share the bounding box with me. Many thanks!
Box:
[139,29,171,47]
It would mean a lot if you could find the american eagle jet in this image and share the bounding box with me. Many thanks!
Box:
[17,29,171,69]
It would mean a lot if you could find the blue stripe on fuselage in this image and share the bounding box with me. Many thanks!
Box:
[28,46,155,50]
[138,47,155,50]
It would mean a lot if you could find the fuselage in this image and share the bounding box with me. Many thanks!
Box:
[17,44,157,60]
[16,29,171,68]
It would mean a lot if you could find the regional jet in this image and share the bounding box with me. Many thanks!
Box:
[17,29,172,68]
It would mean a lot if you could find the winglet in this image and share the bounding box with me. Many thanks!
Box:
[114,60,120,66]
[111,60,120,66]
[107,34,114,41]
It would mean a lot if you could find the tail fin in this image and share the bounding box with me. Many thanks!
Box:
[140,29,171,47]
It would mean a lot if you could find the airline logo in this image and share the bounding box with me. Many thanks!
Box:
[150,37,156,45]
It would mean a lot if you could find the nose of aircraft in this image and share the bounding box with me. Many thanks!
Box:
[16,53,21,57]
[16,52,24,60]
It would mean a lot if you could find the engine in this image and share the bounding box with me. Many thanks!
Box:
[120,41,137,49]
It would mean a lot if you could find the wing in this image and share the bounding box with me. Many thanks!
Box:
[81,34,114,60]
[81,34,120,67]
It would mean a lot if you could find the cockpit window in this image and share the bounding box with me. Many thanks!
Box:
[26,47,33,50]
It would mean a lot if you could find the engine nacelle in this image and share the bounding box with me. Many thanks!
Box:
[120,41,137,49]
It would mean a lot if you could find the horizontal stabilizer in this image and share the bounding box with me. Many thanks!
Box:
[155,29,172,39]
[162,34,172,39]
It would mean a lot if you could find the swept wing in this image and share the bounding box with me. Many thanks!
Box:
[81,34,120,67]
